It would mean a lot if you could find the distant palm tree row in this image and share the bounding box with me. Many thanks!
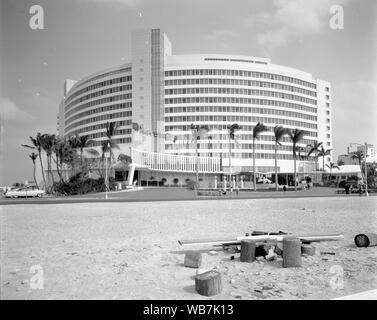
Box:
[227,122,332,191]
[23,120,332,192]
[188,122,331,191]
[21,122,120,192]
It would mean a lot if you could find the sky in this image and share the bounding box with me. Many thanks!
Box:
[0,0,376,185]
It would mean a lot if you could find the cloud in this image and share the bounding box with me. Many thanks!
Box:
[0,97,34,123]
[244,0,349,54]
[204,29,237,41]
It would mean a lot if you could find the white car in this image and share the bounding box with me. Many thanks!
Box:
[5,187,45,198]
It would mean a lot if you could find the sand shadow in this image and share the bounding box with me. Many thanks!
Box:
[182,285,196,294]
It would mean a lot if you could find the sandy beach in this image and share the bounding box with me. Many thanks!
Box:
[1,196,376,300]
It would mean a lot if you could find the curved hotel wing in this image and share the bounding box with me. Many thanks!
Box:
[58,28,332,184]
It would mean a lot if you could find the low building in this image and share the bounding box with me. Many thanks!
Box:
[324,164,362,185]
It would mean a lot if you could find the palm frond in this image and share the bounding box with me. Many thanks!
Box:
[253,122,268,140]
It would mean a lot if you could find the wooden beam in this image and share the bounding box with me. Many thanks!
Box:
[178,233,344,246]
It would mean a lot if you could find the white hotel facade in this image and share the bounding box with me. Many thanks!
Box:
[58,28,333,187]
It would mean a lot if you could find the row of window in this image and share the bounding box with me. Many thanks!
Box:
[65,102,132,126]
[203,57,268,65]
[77,67,131,89]
[64,94,132,119]
[166,134,316,146]
[165,125,318,138]
[165,95,316,106]
[65,111,132,132]
[165,106,317,121]
[166,143,309,153]
[165,88,317,103]
[164,115,317,129]
[166,151,313,161]
[85,129,132,140]
[65,85,132,112]
[166,101,315,114]
[165,80,316,97]
[67,120,132,137]
[165,69,316,89]
[65,76,132,105]
[89,137,132,147]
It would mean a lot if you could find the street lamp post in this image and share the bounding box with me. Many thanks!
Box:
[350,142,369,196]
[105,142,110,200]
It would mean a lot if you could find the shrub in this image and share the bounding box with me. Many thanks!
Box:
[52,176,116,196]
[186,179,197,190]
[173,178,179,185]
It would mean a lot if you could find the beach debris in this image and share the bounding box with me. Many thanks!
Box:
[274,243,283,256]
[265,248,277,261]
[240,240,256,263]
[195,270,222,296]
[255,244,270,257]
[283,237,302,268]
[184,251,202,268]
[262,284,274,290]
[354,233,377,247]
[208,250,218,256]
[320,251,335,255]
[230,255,235,261]
[196,268,213,276]
[178,232,344,247]
[301,244,316,256]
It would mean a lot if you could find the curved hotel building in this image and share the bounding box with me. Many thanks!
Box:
[58,28,332,187]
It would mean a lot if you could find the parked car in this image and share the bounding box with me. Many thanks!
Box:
[4,187,45,198]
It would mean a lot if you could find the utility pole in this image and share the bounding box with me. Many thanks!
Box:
[105,142,110,200]
[364,142,369,196]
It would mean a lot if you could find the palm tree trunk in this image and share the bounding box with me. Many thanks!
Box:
[49,155,55,184]
[229,136,232,188]
[294,157,297,191]
[195,141,199,184]
[55,159,63,182]
[38,151,47,190]
[253,138,256,191]
[275,142,278,191]
[32,161,39,189]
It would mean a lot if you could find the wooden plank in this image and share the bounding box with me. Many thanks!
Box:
[178,233,344,246]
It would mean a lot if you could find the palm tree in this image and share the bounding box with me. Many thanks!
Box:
[252,122,268,191]
[100,122,120,189]
[307,141,323,171]
[39,134,57,187]
[28,152,39,189]
[351,150,363,167]
[351,150,365,183]
[326,162,340,183]
[288,129,306,191]
[228,123,242,186]
[273,126,289,191]
[52,137,76,182]
[75,134,94,170]
[190,124,209,184]
[318,145,332,171]
[104,121,119,162]
[22,133,47,190]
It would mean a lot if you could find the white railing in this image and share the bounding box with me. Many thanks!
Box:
[131,148,221,173]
